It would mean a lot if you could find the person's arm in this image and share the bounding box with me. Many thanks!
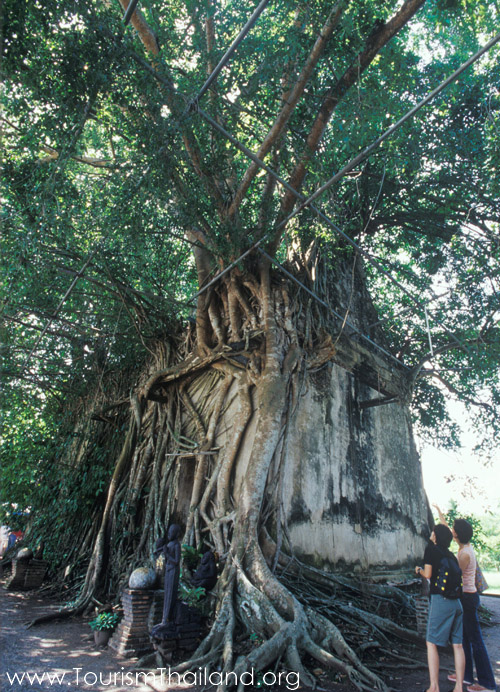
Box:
[432,503,450,528]
[415,564,432,579]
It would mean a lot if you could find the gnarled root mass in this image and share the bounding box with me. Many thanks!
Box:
[26,268,423,687]
[169,539,421,692]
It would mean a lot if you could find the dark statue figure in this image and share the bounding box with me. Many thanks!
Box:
[150,530,208,653]
[191,550,217,591]
[154,524,181,624]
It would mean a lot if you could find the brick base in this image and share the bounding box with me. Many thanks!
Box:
[24,560,48,589]
[5,559,30,590]
[415,595,429,636]
[109,589,154,658]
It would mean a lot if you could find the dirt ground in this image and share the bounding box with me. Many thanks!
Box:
[1,576,499,692]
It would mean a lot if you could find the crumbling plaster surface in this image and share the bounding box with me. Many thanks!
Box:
[210,360,429,572]
[280,363,429,571]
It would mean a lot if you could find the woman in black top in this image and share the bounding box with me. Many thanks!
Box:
[416,524,465,692]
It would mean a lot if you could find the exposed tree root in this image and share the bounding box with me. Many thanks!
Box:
[26,596,92,629]
[162,541,398,692]
[337,603,422,645]
[24,273,426,691]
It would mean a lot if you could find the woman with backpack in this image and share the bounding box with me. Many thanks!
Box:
[434,506,497,692]
[415,523,465,692]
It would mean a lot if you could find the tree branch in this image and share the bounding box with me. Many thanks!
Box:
[3,314,94,342]
[37,145,114,168]
[227,2,346,218]
[412,335,490,381]
[427,372,494,412]
[273,0,426,249]
[117,0,160,55]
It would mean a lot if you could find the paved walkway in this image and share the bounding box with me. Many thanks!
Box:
[0,587,143,692]
[481,595,500,686]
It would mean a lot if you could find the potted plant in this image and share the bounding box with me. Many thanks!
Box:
[89,611,120,647]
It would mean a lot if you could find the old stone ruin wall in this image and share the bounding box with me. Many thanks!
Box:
[174,257,430,575]
[218,362,430,576]
[281,363,429,574]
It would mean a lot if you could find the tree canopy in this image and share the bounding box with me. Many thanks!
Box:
[2,0,499,485]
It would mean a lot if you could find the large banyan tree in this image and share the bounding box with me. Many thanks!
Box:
[2,0,500,687]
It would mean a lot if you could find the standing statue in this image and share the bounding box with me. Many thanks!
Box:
[191,550,217,591]
[154,524,181,624]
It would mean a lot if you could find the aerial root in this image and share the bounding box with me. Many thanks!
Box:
[337,603,422,645]
[171,648,223,674]
[212,560,389,692]
[244,551,388,689]
[148,557,419,692]
[303,637,387,692]
[306,607,386,689]
[26,594,92,628]
[221,579,236,673]
[284,642,315,688]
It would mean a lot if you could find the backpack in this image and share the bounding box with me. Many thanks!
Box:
[434,547,462,599]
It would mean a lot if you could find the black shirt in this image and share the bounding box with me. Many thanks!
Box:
[423,542,458,596]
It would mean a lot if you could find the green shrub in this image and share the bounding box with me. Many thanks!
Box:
[89,612,120,631]
[179,582,211,616]
[179,582,206,607]
[182,544,202,570]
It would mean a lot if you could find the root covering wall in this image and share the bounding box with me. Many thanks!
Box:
[223,363,428,573]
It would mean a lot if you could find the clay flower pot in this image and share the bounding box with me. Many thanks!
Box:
[93,629,112,647]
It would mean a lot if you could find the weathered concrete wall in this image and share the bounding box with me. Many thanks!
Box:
[187,255,430,572]
[280,363,429,572]
[218,360,429,573]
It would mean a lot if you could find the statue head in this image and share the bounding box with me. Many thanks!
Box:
[167,524,181,541]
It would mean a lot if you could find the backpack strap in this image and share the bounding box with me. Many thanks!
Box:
[434,545,458,565]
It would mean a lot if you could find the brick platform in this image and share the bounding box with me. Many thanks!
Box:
[148,589,164,630]
[24,559,48,589]
[415,595,429,636]
[5,558,30,590]
[108,589,154,658]
[151,602,204,663]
